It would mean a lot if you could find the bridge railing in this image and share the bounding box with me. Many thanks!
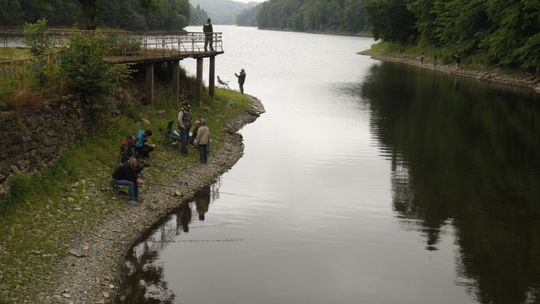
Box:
[0,29,223,82]
[0,29,223,59]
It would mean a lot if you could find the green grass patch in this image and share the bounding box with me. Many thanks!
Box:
[0,87,251,302]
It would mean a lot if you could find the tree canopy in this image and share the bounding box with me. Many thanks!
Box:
[189,4,210,26]
[256,0,369,33]
[0,0,192,30]
[236,4,262,27]
[363,0,540,73]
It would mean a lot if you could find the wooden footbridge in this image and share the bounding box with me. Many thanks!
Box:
[0,29,224,104]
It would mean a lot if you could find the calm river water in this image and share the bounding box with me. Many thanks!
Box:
[115,26,540,304]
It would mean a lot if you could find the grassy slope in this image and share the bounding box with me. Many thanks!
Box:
[0,88,251,302]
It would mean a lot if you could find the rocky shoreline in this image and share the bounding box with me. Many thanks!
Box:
[361,50,540,95]
[35,96,265,304]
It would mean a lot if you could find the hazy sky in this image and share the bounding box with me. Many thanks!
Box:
[234,0,266,2]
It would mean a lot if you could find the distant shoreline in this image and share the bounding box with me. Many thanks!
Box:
[360,49,540,95]
[256,26,373,38]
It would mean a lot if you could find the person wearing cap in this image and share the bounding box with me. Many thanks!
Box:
[235,68,246,94]
[195,118,210,163]
[177,103,192,155]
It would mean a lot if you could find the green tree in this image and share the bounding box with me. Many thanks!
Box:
[256,0,368,33]
[60,33,131,113]
[23,18,49,56]
[363,0,417,42]
[190,4,210,26]
[0,0,22,25]
[77,0,101,30]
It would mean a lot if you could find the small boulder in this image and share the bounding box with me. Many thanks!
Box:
[69,249,87,258]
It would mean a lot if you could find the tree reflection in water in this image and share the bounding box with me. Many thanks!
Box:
[114,183,218,304]
[359,62,540,304]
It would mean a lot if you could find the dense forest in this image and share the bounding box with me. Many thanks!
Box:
[236,4,261,27]
[256,0,368,33]
[189,0,259,25]
[189,4,210,26]
[363,0,539,73]
[0,0,194,30]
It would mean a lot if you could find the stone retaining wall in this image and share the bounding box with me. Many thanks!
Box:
[0,99,86,194]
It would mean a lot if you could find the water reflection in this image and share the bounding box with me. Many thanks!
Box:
[361,62,540,304]
[115,184,217,304]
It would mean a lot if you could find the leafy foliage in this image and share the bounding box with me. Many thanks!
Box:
[0,0,191,30]
[60,33,131,112]
[189,4,210,26]
[236,4,262,27]
[23,18,50,56]
[364,0,540,73]
[256,0,369,33]
[363,0,416,43]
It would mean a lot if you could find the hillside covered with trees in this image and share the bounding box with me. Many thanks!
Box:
[256,0,368,34]
[189,0,259,25]
[0,0,194,30]
[364,0,539,73]
[190,4,210,26]
[236,4,262,27]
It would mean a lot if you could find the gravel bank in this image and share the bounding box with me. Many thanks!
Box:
[362,50,540,94]
[35,96,265,304]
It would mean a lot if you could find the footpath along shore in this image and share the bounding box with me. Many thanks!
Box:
[35,96,265,304]
[361,50,540,94]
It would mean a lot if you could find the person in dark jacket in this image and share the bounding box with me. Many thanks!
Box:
[112,157,144,204]
[235,69,246,94]
[203,18,214,52]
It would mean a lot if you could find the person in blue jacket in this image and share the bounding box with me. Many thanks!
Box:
[134,129,154,158]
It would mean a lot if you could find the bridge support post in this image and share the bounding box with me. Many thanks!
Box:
[145,63,154,105]
[196,57,203,106]
[209,56,215,97]
[172,60,180,104]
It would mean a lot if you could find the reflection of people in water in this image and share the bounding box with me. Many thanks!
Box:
[176,202,192,234]
[194,187,211,221]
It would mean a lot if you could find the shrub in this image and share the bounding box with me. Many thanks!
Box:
[23,19,50,57]
[60,32,131,113]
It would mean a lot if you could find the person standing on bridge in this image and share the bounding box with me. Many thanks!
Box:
[235,69,246,94]
[203,18,214,52]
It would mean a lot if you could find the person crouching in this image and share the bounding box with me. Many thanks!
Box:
[112,157,144,204]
